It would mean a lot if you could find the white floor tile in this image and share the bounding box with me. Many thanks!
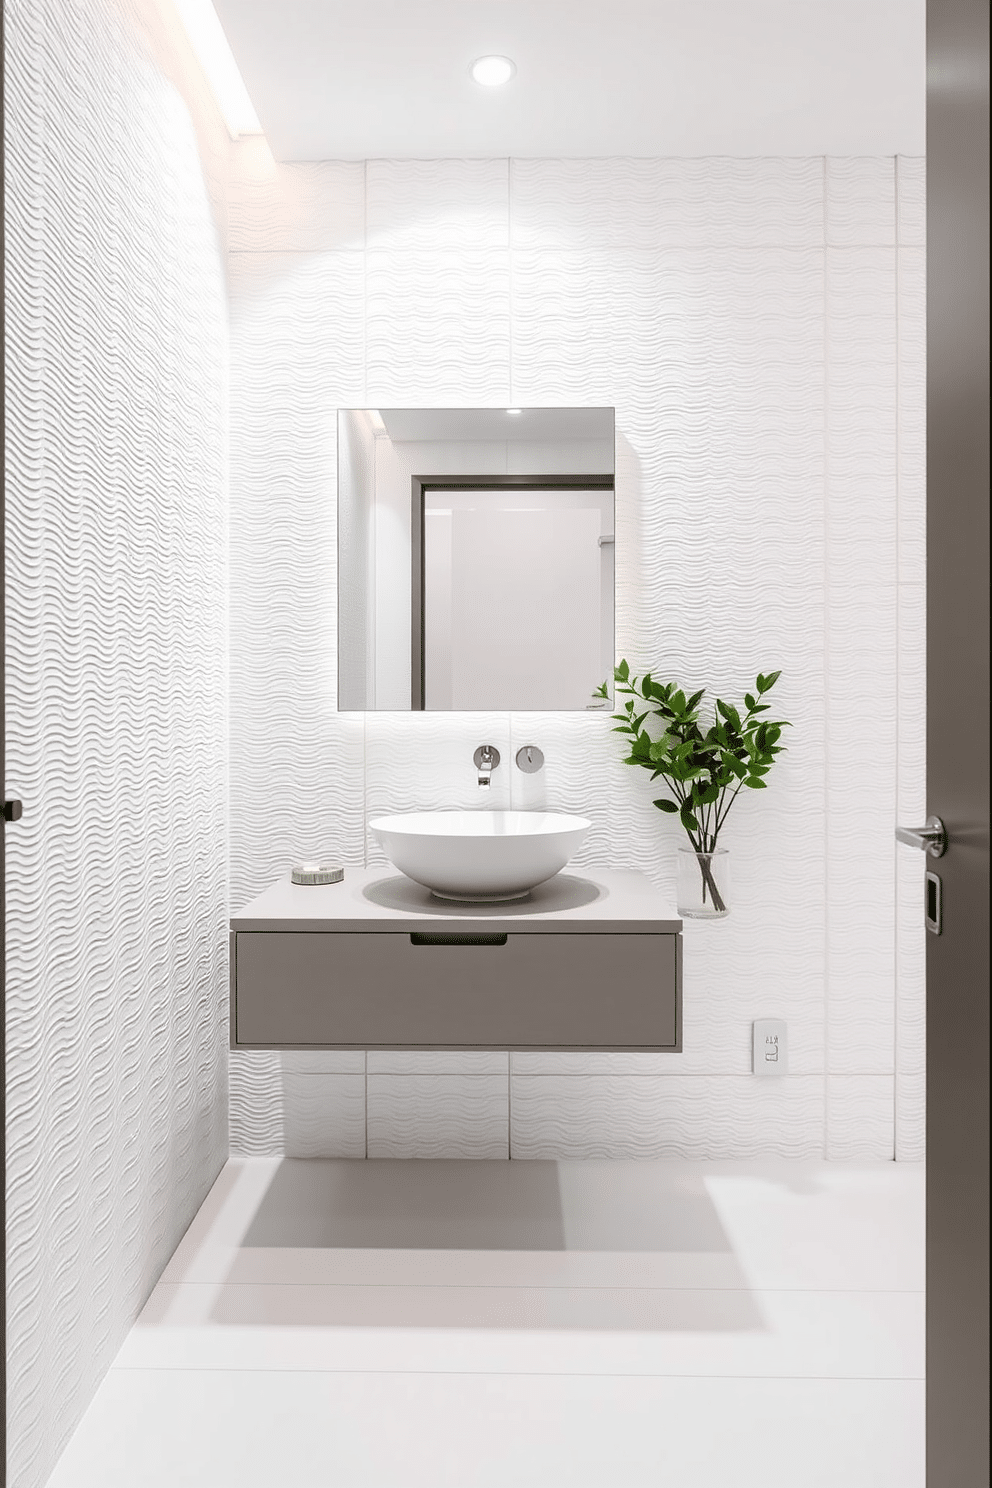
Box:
[119,1282,922,1379]
[706,1163,925,1290]
[46,1157,926,1488]
[46,1369,924,1488]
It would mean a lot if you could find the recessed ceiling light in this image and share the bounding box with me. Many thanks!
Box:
[471,56,516,87]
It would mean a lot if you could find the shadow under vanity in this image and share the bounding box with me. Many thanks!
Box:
[230,869,682,1053]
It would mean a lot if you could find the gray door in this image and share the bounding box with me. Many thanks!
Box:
[925,2,989,1483]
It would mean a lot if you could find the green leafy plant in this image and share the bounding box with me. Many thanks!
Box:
[594,663,791,912]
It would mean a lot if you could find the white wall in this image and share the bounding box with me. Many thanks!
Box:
[4,1,231,1483]
[227,149,925,1166]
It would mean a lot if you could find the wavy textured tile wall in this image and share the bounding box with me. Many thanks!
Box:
[4,2,230,1484]
[227,152,925,1165]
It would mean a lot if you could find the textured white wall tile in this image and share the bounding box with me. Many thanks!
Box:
[507,712,615,866]
[510,158,824,249]
[367,158,509,250]
[825,232,900,1118]
[512,1052,685,1076]
[510,248,824,423]
[282,1074,367,1158]
[896,157,926,247]
[228,139,364,251]
[896,585,926,823]
[227,154,923,1163]
[896,1072,926,1162]
[368,1052,509,1074]
[826,158,896,246]
[229,250,366,406]
[282,1051,367,1074]
[5,1,230,1483]
[228,246,367,921]
[894,581,926,1084]
[229,1052,285,1155]
[368,1076,510,1158]
[510,1076,824,1159]
[365,249,511,404]
[230,1057,368,1156]
[895,854,926,1077]
[827,1076,895,1160]
[826,581,897,1078]
[364,713,514,865]
[826,250,897,475]
[826,474,898,590]
[897,245,926,584]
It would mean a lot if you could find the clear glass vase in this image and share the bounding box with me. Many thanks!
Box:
[677,847,730,919]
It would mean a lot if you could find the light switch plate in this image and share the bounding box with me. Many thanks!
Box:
[753,1018,788,1075]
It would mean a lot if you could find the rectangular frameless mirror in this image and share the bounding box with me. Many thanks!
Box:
[338,408,615,711]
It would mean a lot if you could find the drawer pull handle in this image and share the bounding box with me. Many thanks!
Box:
[410,932,508,947]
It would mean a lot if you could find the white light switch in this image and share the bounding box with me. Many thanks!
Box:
[753,1019,788,1076]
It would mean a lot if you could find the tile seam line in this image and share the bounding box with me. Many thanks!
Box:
[107,1366,925,1381]
[143,1283,927,1295]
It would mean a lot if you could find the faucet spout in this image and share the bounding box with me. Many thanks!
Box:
[473,744,501,790]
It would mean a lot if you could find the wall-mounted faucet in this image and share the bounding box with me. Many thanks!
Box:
[473,744,501,789]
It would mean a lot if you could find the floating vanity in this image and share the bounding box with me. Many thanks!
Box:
[230,868,682,1053]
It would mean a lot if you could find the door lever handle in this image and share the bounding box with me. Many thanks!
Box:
[895,815,946,857]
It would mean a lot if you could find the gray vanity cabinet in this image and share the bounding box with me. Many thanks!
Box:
[230,868,682,1053]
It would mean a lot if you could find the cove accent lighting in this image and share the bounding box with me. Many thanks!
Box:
[172,0,263,137]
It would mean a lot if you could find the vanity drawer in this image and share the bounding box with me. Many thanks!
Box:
[233,931,680,1050]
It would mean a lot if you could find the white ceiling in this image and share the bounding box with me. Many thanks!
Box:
[214,0,926,162]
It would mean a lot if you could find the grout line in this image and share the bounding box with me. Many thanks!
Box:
[147,1281,926,1295]
[110,1366,926,1382]
[507,155,513,403]
[893,154,903,1164]
[822,152,831,1159]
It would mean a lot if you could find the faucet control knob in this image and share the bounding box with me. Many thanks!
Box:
[515,746,545,774]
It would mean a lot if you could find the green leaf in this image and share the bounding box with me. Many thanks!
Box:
[671,690,687,715]
[616,659,630,683]
[756,669,781,694]
[744,776,767,789]
[717,699,743,732]
[653,799,679,813]
[685,689,706,713]
[680,804,699,832]
[641,673,654,699]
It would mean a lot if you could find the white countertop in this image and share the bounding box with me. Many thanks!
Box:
[231,866,681,935]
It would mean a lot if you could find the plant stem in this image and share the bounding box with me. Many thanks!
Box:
[695,852,726,913]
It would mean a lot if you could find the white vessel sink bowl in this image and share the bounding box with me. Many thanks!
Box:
[369,810,592,902]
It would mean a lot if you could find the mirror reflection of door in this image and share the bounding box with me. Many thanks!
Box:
[423,487,614,711]
[337,407,616,712]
